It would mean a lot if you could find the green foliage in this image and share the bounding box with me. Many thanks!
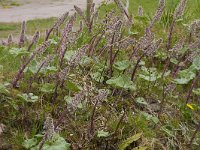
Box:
[66,80,81,92]
[97,130,109,138]
[106,75,136,91]
[64,50,75,61]
[0,0,20,8]
[173,69,196,84]
[0,83,10,94]
[161,125,175,138]
[141,112,159,124]
[119,133,143,150]
[40,83,55,93]
[9,47,30,57]
[17,93,39,103]
[139,67,163,82]
[135,97,148,105]
[90,61,107,83]
[192,56,200,70]
[193,88,200,95]
[39,134,70,150]
[23,134,70,150]
[90,72,104,83]
[113,60,131,71]
[23,138,38,149]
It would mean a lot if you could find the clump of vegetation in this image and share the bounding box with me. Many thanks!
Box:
[0,0,19,8]
[0,0,200,149]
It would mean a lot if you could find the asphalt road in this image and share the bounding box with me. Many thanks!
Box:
[0,0,103,22]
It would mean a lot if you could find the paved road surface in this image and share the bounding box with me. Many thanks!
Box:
[0,0,103,22]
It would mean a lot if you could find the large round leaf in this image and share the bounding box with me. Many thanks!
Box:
[106,75,136,91]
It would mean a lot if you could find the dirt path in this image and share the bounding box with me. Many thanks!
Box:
[0,0,103,23]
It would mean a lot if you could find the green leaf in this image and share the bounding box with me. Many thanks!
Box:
[0,84,10,95]
[49,39,58,45]
[42,134,70,150]
[193,88,200,95]
[9,47,29,57]
[192,56,200,70]
[106,75,136,91]
[176,18,184,22]
[134,16,149,21]
[80,56,93,67]
[161,125,175,137]
[151,116,159,124]
[97,130,109,138]
[64,95,83,109]
[139,60,145,66]
[64,50,75,61]
[174,69,196,84]
[34,134,43,138]
[141,112,159,124]
[40,83,55,93]
[129,31,139,35]
[46,66,58,74]
[30,134,70,150]
[23,138,38,149]
[17,93,39,103]
[66,80,81,92]
[26,61,38,74]
[170,58,179,65]
[155,51,168,60]
[90,72,104,83]
[173,78,191,84]
[113,60,131,71]
[139,67,164,82]
[119,133,143,150]
[135,97,148,105]
[93,62,108,72]
[64,96,73,103]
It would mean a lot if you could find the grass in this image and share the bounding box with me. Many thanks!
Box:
[0,0,20,8]
[98,0,200,20]
[0,18,57,39]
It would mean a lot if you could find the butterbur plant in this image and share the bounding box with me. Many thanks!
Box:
[51,44,89,103]
[28,55,54,90]
[12,41,51,88]
[45,11,69,41]
[167,0,186,50]
[189,19,200,43]
[172,38,200,77]
[114,0,131,22]
[38,115,55,150]
[58,13,76,65]
[68,45,89,68]
[18,21,26,48]
[186,71,200,104]
[7,34,13,45]
[74,3,98,33]
[1,0,200,149]
[89,89,109,136]
[27,31,40,52]
[173,0,187,19]
[150,0,165,28]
